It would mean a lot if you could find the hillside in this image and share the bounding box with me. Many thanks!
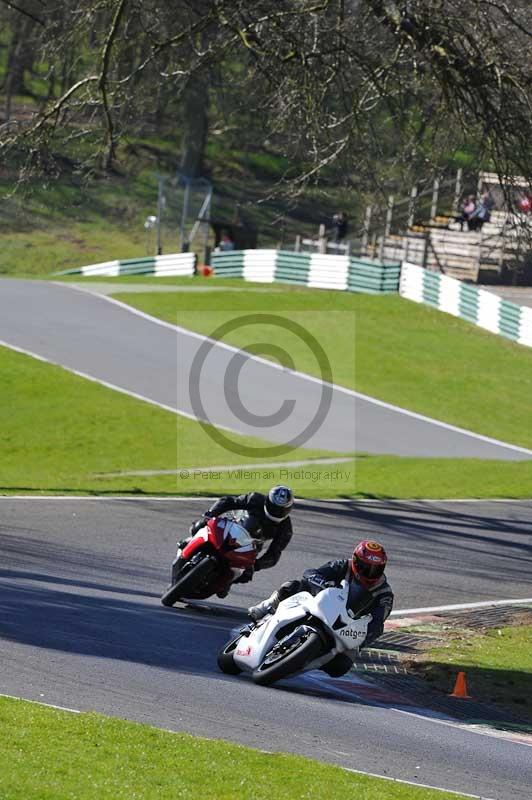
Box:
[0,136,364,276]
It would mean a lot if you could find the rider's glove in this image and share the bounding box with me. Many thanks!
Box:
[189,515,210,535]
[235,566,254,584]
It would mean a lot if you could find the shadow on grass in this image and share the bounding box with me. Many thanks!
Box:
[416,660,532,733]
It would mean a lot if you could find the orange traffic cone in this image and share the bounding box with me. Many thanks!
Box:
[449,671,471,699]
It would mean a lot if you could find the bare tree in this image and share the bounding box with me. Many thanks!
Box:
[0,0,530,195]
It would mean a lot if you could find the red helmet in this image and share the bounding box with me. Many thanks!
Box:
[351,540,387,588]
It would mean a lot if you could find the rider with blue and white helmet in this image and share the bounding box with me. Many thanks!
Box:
[173,486,294,585]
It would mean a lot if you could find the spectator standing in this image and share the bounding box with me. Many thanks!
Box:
[518,194,532,215]
[331,211,348,243]
[468,190,494,232]
[218,231,235,251]
[455,195,476,231]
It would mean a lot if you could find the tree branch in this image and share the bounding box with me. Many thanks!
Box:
[0,0,43,25]
[98,0,128,169]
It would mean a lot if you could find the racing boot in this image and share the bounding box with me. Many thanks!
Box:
[248,590,280,622]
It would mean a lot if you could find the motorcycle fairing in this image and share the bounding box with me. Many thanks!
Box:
[233,595,312,670]
[234,582,372,674]
[181,527,210,560]
[181,518,256,570]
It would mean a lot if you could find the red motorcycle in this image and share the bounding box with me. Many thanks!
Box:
[161,512,258,607]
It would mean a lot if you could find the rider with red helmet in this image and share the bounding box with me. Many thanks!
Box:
[248,539,393,676]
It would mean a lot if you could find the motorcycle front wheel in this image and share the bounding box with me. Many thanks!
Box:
[161,555,218,607]
[252,629,324,687]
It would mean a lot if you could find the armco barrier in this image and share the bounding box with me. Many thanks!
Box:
[400,261,532,348]
[56,252,197,277]
[211,250,401,294]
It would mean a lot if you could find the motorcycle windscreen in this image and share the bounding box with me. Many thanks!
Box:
[347,582,374,618]
[224,510,262,535]
[223,520,256,568]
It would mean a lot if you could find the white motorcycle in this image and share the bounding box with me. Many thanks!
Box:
[217,579,374,686]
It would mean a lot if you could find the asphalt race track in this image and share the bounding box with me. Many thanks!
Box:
[0,278,531,459]
[1,497,531,799]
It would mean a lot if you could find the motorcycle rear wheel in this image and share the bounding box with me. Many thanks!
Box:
[161,555,218,607]
[217,634,244,675]
[252,629,324,687]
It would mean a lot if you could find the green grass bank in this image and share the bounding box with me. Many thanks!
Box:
[418,624,532,723]
[3,342,532,498]
[0,343,340,496]
[0,696,471,800]
[0,138,353,277]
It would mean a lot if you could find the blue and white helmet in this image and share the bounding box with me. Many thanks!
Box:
[264,485,294,522]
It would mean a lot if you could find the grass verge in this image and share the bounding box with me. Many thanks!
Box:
[0,696,470,800]
[114,285,532,451]
[414,624,532,723]
[4,343,532,497]
[0,344,338,495]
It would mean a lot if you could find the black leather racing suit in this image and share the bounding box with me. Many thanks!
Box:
[275,559,394,677]
[189,492,293,573]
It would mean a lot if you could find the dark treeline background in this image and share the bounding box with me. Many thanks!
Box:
[0,1,530,233]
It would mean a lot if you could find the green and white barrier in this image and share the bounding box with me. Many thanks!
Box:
[211,250,400,294]
[56,252,196,277]
[400,261,532,348]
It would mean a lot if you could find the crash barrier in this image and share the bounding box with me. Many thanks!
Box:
[211,250,401,294]
[56,252,197,277]
[400,261,532,348]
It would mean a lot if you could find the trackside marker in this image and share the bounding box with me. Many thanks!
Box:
[449,672,471,699]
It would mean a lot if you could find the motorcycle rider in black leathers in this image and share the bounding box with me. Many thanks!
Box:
[248,539,393,677]
[171,486,294,590]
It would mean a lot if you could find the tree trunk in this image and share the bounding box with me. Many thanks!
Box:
[180,71,209,178]
[4,17,35,119]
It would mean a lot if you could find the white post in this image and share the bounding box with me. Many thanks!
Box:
[407,185,418,229]
[430,178,440,221]
[156,176,164,255]
[180,181,191,252]
[384,195,394,238]
[378,234,385,262]
[453,168,463,214]
[318,223,327,254]
[361,205,372,253]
